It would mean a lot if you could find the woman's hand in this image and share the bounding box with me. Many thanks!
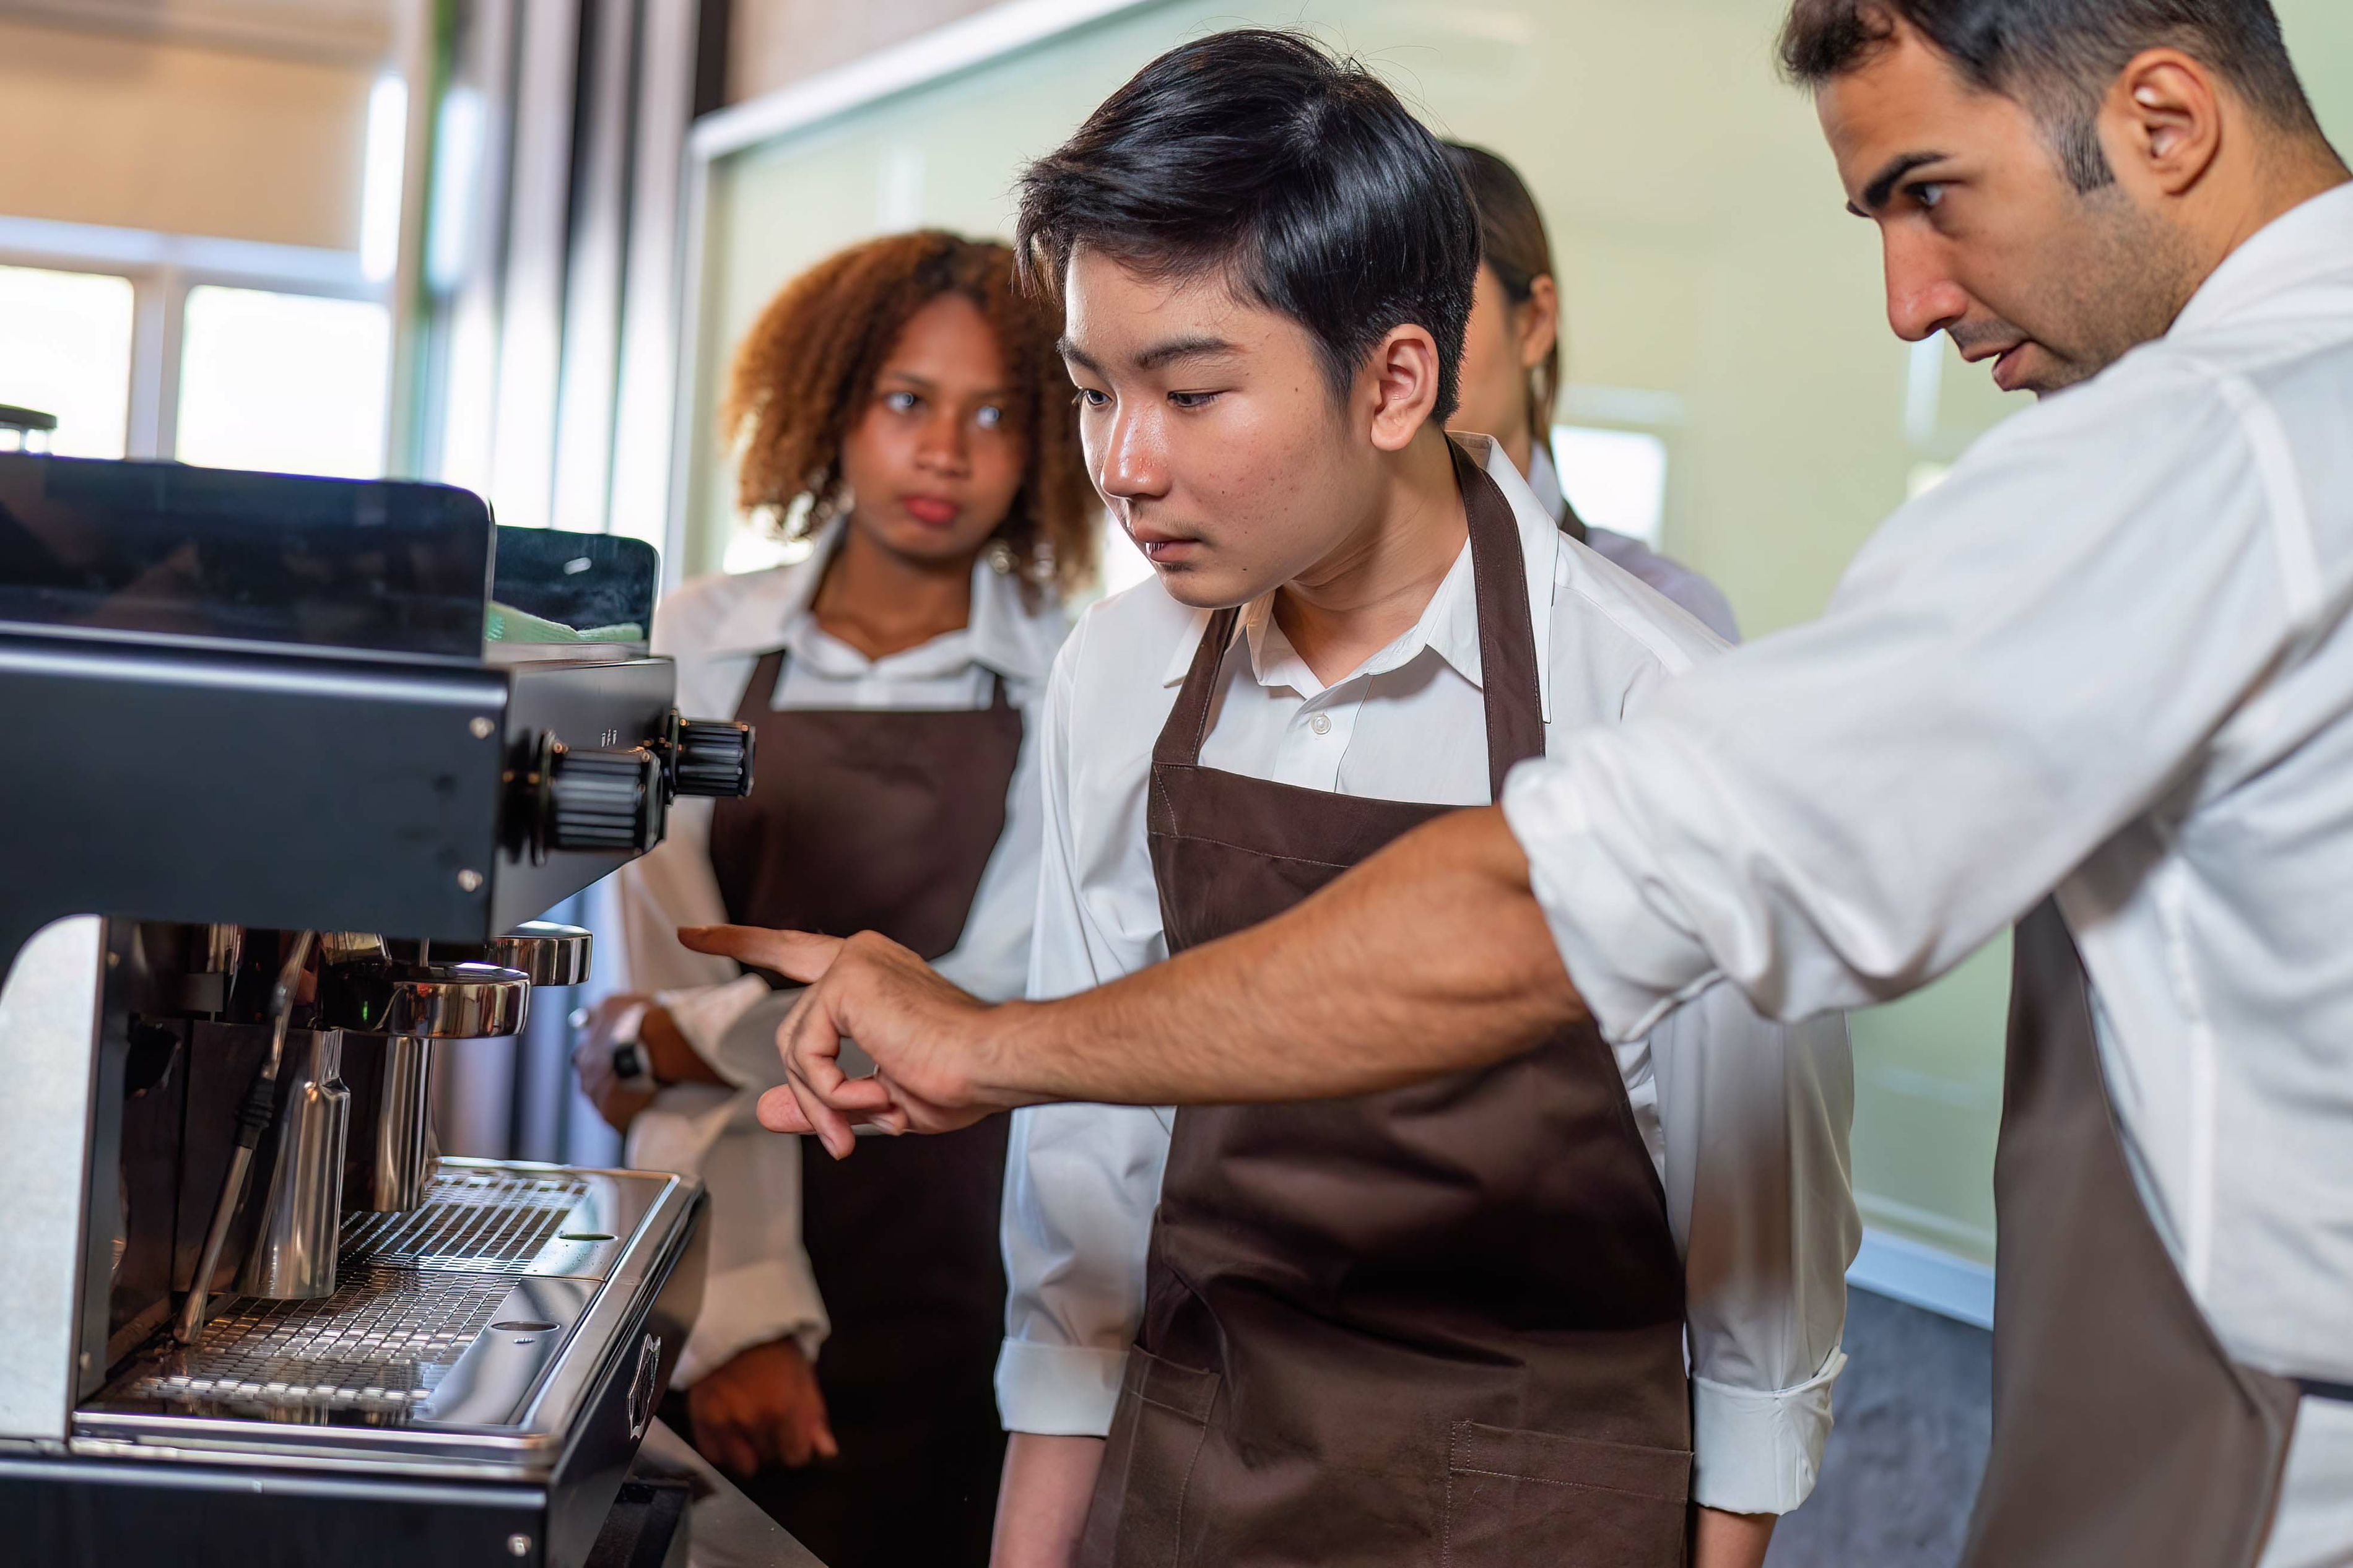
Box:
[687,1337,838,1476]
[571,994,659,1132]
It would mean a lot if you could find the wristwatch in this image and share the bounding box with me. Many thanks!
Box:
[611,1038,656,1088]
[572,1001,658,1089]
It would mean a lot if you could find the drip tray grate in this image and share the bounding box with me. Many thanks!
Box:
[340,1169,588,1269]
[115,1264,518,1414]
[107,1167,594,1417]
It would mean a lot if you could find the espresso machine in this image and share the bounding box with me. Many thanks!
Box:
[0,454,755,1564]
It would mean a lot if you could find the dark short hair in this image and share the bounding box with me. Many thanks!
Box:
[1015,28,1479,422]
[1778,0,2327,189]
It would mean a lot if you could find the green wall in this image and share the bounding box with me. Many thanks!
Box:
[684,0,2353,1269]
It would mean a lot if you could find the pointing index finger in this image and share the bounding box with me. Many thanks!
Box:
[679,925,845,984]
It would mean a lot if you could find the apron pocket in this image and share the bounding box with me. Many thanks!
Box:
[1081,1347,1222,1568]
[1443,1421,1691,1568]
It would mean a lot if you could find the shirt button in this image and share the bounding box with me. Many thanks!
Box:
[1309,713,1332,736]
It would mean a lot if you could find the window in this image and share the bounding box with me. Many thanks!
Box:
[1552,425,1671,546]
[0,264,136,458]
[175,286,393,480]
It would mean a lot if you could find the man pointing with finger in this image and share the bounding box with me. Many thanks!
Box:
[691,1,2353,1564]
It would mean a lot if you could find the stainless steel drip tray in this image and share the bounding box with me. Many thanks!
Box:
[74,1159,697,1479]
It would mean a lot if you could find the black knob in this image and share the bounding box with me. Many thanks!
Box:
[669,716,755,800]
[543,744,666,855]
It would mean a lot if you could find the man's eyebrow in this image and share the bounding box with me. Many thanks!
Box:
[1850,151,1951,215]
[1134,334,1241,371]
[1056,336,1103,376]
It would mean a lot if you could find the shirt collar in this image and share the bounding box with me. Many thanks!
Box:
[2171,179,2353,339]
[1155,435,1560,721]
[703,513,1064,682]
[1524,441,1569,526]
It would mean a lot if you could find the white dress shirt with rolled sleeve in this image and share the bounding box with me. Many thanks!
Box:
[1500,184,2353,1543]
[998,438,1859,1517]
[606,519,1068,1385]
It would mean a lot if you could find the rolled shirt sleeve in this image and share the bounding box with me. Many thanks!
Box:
[1502,357,2299,1042]
[1647,982,1858,1514]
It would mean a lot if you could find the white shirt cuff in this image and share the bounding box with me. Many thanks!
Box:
[994,1339,1127,1436]
[1500,755,1720,1044]
[655,974,774,1085]
[1690,1345,1847,1515]
[674,1254,830,1388]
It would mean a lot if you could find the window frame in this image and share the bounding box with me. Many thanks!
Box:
[0,214,388,467]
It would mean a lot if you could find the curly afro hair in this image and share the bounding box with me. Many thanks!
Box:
[721,230,1097,597]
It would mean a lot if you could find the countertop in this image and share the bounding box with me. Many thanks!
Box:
[633,1418,828,1568]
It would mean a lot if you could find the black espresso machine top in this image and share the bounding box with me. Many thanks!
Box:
[0,454,747,956]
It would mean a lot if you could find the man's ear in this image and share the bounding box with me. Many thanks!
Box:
[2106,48,2224,199]
[1364,324,1442,454]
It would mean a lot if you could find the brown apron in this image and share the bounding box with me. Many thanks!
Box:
[1959,901,2305,1567]
[702,644,1019,1568]
[1080,443,1694,1568]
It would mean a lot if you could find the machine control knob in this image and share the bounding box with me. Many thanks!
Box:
[542,743,665,855]
[660,713,755,801]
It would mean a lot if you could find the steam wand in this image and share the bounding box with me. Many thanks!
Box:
[173,930,316,1344]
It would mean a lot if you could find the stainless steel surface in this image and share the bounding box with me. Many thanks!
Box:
[197,924,245,973]
[317,960,531,1039]
[634,1419,827,1568]
[0,916,105,1445]
[360,1035,436,1211]
[318,932,389,966]
[484,922,594,986]
[235,1029,352,1299]
[78,1160,699,1476]
[177,930,317,1343]
[339,1166,590,1267]
[120,1263,532,1417]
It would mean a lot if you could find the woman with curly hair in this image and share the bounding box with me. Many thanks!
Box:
[572,230,1095,1566]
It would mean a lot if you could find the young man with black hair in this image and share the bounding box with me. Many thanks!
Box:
[701,28,1855,1568]
[707,2,2353,1565]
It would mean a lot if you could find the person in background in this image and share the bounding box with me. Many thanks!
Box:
[698,34,1850,1568]
[1445,142,1742,643]
[571,230,1096,1567]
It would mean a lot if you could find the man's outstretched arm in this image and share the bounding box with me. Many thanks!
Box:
[683,805,1583,1156]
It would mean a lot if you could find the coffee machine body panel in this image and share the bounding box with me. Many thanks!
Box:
[0,916,103,1446]
[0,637,680,953]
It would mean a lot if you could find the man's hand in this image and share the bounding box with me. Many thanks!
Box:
[687,1337,837,1476]
[571,993,658,1133]
[677,925,1015,1159]
[687,808,1576,1132]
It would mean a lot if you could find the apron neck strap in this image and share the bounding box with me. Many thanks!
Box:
[1152,442,1547,799]
[1154,605,1243,770]
[1455,439,1548,795]
[737,647,790,723]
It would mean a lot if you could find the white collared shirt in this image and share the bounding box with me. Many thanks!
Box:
[1524,444,1742,643]
[999,439,1859,1516]
[604,518,1069,1383]
[1503,184,2353,1395]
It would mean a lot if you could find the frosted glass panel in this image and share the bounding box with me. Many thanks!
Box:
[0,265,134,458]
[176,286,391,480]
[687,0,2353,1272]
